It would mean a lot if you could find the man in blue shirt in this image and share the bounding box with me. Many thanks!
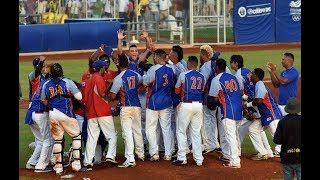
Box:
[266,53,299,116]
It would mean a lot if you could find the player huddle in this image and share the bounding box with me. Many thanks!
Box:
[25,31,299,174]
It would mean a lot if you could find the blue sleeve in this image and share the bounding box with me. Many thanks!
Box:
[208,76,221,97]
[282,69,299,82]
[66,79,80,95]
[255,81,268,99]
[175,72,185,88]
[110,75,122,94]
[200,62,212,81]
[143,65,156,85]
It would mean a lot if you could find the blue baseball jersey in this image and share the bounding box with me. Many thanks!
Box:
[41,77,80,117]
[110,69,142,107]
[175,70,205,102]
[278,67,299,105]
[168,62,187,108]
[235,67,255,98]
[25,78,49,125]
[143,64,174,110]
[28,71,45,101]
[254,81,282,126]
[200,60,216,105]
[209,72,243,120]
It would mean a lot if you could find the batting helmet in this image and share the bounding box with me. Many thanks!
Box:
[51,63,64,78]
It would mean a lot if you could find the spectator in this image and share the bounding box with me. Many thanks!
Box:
[37,0,47,14]
[81,0,90,18]
[119,0,129,22]
[273,97,301,180]
[183,0,189,28]
[48,0,59,13]
[92,0,104,18]
[266,53,299,117]
[127,0,135,30]
[138,0,150,30]
[71,0,82,18]
[159,0,172,28]
[174,0,183,26]
[103,0,113,18]
[148,0,160,29]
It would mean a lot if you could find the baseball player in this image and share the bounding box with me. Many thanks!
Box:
[82,60,118,170]
[229,55,274,159]
[173,56,205,166]
[245,68,283,159]
[143,49,175,161]
[266,53,299,117]
[25,58,54,172]
[167,47,187,151]
[117,30,152,150]
[40,63,86,174]
[199,45,222,154]
[172,45,187,70]
[28,56,46,102]
[109,54,145,168]
[208,58,243,168]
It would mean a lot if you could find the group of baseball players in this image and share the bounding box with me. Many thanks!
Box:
[25,30,299,174]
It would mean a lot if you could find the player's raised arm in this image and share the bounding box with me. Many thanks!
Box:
[89,44,106,61]
[117,29,126,55]
[34,56,46,78]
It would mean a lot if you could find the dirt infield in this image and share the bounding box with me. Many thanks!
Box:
[19,42,301,179]
[20,152,283,180]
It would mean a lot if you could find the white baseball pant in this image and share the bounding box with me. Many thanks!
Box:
[75,114,84,131]
[248,119,269,155]
[265,119,281,153]
[176,102,204,164]
[278,105,288,116]
[222,118,241,165]
[201,105,220,151]
[146,107,174,157]
[139,93,148,145]
[28,112,54,169]
[83,116,117,166]
[236,118,252,156]
[120,106,144,163]
[217,107,230,160]
[49,108,82,172]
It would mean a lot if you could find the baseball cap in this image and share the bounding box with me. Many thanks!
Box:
[104,46,113,59]
[92,60,109,72]
[32,57,40,66]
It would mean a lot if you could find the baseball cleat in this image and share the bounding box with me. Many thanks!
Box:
[214,148,222,153]
[105,158,118,164]
[34,166,53,173]
[218,155,230,162]
[251,154,269,161]
[163,155,172,161]
[223,162,241,168]
[172,159,187,166]
[150,153,160,161]
[137,156,145,161]
[26,163,36,170]
[196,161,203,166]
[118,161,136,168]
[273,151,280,158]
[202,149,215,154]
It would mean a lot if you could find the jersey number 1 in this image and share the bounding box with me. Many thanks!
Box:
[127,76,136,89]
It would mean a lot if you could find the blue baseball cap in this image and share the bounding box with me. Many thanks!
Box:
[104,46,113,59]
[32,57,40,66]
[92,60,108,72]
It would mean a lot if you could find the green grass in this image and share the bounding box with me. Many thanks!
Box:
[19,48,300,167]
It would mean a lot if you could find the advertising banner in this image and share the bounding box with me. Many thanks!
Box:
[234,0,275,44]
[275,0,301,42]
